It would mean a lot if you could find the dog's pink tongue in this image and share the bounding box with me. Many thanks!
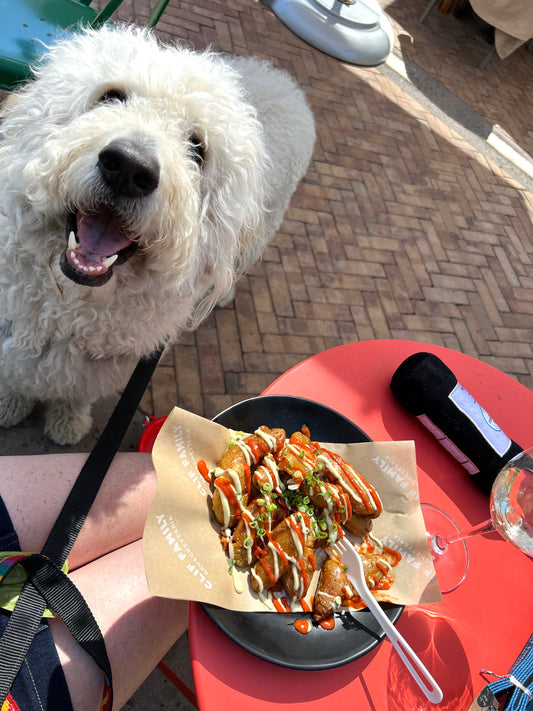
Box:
[77,210,132,257]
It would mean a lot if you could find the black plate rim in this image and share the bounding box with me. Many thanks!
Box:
[202,394,404,670]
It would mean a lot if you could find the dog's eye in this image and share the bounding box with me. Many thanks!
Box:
[98,89,128,104]
[189,134,205,167]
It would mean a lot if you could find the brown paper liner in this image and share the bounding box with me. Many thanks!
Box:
[143,406,442,612]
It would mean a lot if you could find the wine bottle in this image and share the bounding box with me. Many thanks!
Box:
[390,352,522,495]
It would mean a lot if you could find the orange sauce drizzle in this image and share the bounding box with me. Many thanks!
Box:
[257,556,276,585]
[244,463,252,497]
[300,598,312,613]
[325,449,382,514]
[287,514,307,549]
[247,436,270,462]
[319,617,335,630]
[266,532,289,566]
[213,477,241,518]
[271,596,286,613]
[343,492,352,520]
[294,619,311,635]
[384,546,402,567]
[296,558,308,590]
[197,460,211,484]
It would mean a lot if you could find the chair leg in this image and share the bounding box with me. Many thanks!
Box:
[419,0,441,23]
[157,660,198,708]
[478,44,496,70]
[146,0,172,28]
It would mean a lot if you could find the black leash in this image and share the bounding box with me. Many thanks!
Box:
[0,345,163,708]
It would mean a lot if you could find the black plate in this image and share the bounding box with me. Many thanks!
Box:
[202,395,403,670]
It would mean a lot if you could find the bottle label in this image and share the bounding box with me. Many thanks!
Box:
[417,414,480,474]
[448,383,512,457]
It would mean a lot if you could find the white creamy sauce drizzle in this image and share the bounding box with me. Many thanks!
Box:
[286,443,315,472]
[287,514,310,598]
[216,466,245,527]
[290,596,304,612]
[368,531,384,552]
[317,454,362,504]
[317,454,382,516]
[344,461,382,513]
[378,557,392,573]
[267,540,282,580]
[235,439,253,465]
[252,567,277,609]
[288,518,305,558]
[230,564,243,593]
[224,528,244,594]
[250,567,263,592]
[254,453,283,493]
[254,428,277,450]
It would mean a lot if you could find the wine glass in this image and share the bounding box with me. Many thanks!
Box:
[422,447,533,593]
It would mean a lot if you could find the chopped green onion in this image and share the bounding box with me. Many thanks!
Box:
[243,537,253,548]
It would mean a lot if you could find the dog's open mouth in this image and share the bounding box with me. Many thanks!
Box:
[60,210,138,286]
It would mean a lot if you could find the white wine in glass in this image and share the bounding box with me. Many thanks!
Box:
[422,447,533,593]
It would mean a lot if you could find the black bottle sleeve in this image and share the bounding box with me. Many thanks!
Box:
[390,352,523,495]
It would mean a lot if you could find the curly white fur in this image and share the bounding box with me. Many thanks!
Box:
[0,25,315,444]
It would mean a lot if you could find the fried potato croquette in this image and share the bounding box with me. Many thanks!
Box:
[281,523,316,600]
[343,513,374,537]
[358,541,402,590]
[226,498,285,568]
[278,430,317,485]
[313,557,352,622]
[251,512,312,593]
[212,427,285,527]
[316,448,383,518]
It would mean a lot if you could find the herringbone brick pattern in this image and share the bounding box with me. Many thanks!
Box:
[126,0,533,421]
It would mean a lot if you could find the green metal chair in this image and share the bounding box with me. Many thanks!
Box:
[0,0,171,90]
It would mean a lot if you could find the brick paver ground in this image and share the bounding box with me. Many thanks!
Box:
[115,0,533,422]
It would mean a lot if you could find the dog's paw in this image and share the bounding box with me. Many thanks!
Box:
[44,401,93,445]
[0,395,34,427]
[217,286,236,308]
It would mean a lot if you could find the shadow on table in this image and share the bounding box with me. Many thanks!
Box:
[385,609,473,709]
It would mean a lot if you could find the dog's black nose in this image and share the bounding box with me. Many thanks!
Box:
[97,139,160,198]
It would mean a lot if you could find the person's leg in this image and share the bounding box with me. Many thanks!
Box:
[1,452,187,710]
[0,452,156,568]
[49,540,188,711]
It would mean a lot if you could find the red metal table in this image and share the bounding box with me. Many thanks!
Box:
[188,340,533,709]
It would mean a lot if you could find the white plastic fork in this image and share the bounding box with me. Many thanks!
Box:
[331,539,443,704]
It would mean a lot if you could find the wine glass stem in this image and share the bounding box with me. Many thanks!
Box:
[433,519,494,552]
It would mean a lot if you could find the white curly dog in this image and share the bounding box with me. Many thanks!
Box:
[0,25,315,444]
